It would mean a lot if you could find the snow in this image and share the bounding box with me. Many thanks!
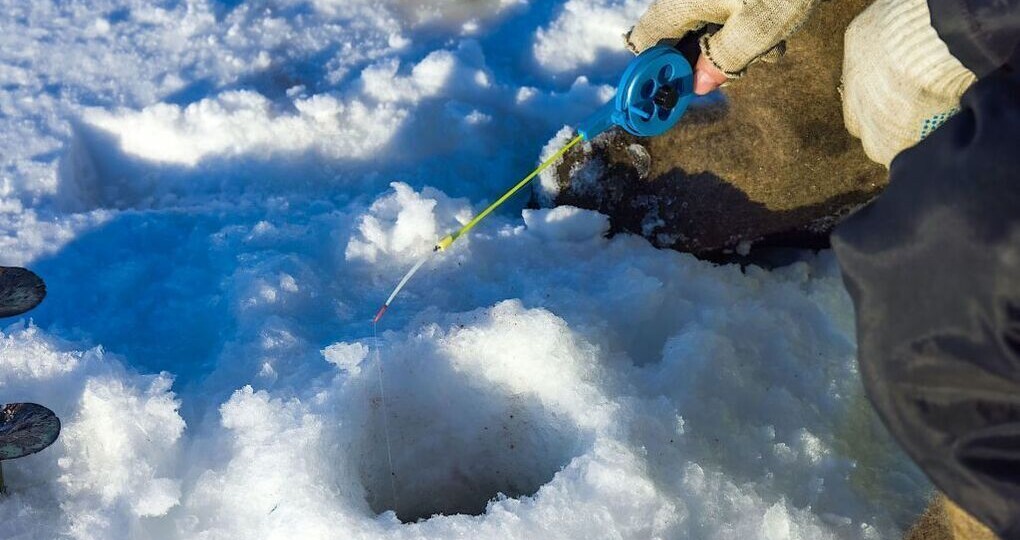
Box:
[533,0,651,76]
[82,91,407,165]
[0,1,928,539]
[537,125,584,205]
[522,205,609,241]
[346,182,471,264]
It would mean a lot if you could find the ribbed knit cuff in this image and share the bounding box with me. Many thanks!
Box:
[878,0,975,98]
[699,33,744,77]
[700,0,816,76]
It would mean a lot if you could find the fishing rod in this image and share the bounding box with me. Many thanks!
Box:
[373,44,696,323]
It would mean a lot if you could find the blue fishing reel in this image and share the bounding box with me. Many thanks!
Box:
[577,45,694,141]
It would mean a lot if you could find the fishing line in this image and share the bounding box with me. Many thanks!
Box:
[372,252,434,323]
[373,134,584,323]
[362,43,695,519]
[367,136,585,509]
[373,321,398,511]
[433,133,585,252]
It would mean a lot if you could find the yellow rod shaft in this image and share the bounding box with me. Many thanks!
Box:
[436,134,584,251]
[374,134,584,323]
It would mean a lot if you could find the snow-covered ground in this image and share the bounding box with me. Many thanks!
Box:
[0,1,930,538]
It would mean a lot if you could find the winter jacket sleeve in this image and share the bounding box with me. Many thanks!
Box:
[830,43,1020,539]
[927,0,1020,76]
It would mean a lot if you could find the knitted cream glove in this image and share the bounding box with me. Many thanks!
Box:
[841,0,976,167]
[625,0,818,77]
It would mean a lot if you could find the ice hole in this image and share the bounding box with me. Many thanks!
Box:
[353,348,586,523]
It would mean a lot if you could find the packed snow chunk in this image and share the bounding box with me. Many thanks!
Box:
[0,323,81,383]
[762,502,793,540]
[322,341,370,375]
[675,463,837,540]
[59,375,185,517]
[533,0,651,74]
[516,79,615,127]
[436,300,608,425]
[522,206,609,243]
[81,91,408,166]
[536,126,584,206]
[346,182,471,264]
[360,49,485,104]
[0,324,186,537]
[359,55,451,103]
[0,208,111,267]
[180,387,348,539]
[335,300,606,522]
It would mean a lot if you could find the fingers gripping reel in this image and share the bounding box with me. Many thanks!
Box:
[577,45,694,141]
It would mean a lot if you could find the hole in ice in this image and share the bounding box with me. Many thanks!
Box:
[353,346,585,523]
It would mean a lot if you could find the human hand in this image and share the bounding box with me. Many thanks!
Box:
[626,0,817,94]
[693,54,728,95]
[841,0,976,166]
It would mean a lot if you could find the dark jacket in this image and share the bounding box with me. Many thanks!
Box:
[831,2,1020,536]
[928,0,1020,77]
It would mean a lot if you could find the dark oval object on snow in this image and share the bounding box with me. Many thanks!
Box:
[0,267,46,318]
[0,403,61,460]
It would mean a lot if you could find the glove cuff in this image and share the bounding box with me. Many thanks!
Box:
[626,0,735,54]
[624,27,650,55]
[841,0,978,166]
[699,33,744,78]
[700,0,817,77]
[877,0,975,98]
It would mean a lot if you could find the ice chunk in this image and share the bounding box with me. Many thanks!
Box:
[322,342,369,374]
[522,206,609,243]
[346,182,471,264]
